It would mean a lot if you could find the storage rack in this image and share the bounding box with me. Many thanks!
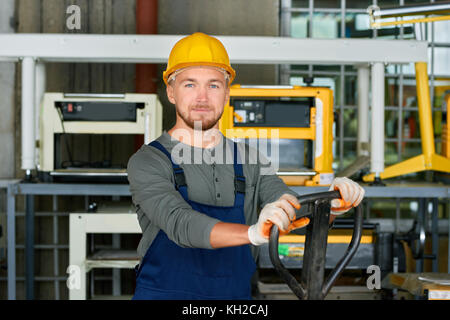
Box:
[1,180,449,299]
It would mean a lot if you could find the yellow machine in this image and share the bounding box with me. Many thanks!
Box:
[219,85,334,186]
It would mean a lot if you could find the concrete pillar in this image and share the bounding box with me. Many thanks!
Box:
[0,0,16,178]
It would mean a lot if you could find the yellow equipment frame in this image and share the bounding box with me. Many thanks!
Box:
[442,92,450,158]
[363,62,450,182]
[370,15,450,29]
[219,85,334,186]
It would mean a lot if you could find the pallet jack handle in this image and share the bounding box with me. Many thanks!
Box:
[268,190,364,299]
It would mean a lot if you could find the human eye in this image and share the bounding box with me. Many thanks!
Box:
[184,83,194,88]
[209,83,220,89]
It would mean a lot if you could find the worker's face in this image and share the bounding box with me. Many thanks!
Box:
[166,66,230,131]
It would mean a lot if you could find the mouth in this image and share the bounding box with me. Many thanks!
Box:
[191,107,212,113]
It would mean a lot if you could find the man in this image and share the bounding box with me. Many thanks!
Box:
[127,32,364,300]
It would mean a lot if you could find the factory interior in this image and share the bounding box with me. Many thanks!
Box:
[1,0,450,302]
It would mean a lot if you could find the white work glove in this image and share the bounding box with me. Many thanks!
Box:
[248,194,309,246]
[329,177,365,215]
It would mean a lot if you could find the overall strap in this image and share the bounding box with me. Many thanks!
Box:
[232,142,246,207]
[149,140,245,204]
[233,142,246,194]
[148,141,188,195]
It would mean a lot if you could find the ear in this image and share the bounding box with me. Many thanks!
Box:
[166,83,176,105]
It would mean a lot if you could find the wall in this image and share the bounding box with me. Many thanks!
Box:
[0,0,16,179]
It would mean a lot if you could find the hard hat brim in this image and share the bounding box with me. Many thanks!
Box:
[163,61,236,85]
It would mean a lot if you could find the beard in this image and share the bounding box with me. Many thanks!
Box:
[176,105,223,131]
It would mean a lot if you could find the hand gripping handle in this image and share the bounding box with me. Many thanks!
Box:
[268,190,363,299]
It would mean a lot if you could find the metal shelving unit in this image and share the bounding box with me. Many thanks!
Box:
[1,180,449,300]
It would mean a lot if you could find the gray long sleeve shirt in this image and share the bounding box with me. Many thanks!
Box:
[127,131,298,259]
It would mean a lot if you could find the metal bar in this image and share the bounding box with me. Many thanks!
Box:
[342,137,424,143]
[0,35,429,66]
[397,0,405,164]
[6,183,16,300]
[288,186,450,198]
[281,7,367,13]
[302,201,330,300]
[308,0,314,38]
[416,199,426,273]
[15,244,69,249]
[339,0,346,170]
[0,276,117,281]
[398,63,404,162]
[367,217,449,233]
[341,105,445,112]
[63,93,125,98]
[307,0,313,79]
[15,183,131,196]
[372,0,378,38]
[371,2,450,18]
[0,276,69,281]
[339,65,345,171]
[289,69,450,80]
[21,57,35,173]
[112,234,121,296]
[52,195,60,300]
[415,62,436,159]
[433,42,450,48]
[268,232,306,299]
[25,194,34,300]
[430,16,435,136]
[431,198,439,272]
[395,198,401,233]
[357,65,370,157]
[373,15,450,28]
[371,62,385,179]
[322,205,363,297]
[448,199,450,273]
[11,183,450,199]
[280,0,292,36]
[35,62,45,159]
[15,212,70,217]
[340,0,346,39]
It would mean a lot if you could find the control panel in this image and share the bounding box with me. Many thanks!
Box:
[56,101,145,122]
[231,99,311,127]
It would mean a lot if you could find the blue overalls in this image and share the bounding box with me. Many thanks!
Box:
[132,140,256,300]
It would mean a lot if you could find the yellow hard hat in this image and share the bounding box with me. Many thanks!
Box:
[163,32,236,85]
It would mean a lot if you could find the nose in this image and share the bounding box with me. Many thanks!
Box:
[196,86,208,103]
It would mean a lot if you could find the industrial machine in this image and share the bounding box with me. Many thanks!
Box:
[38,93,162,182]
[219,85,334,186]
